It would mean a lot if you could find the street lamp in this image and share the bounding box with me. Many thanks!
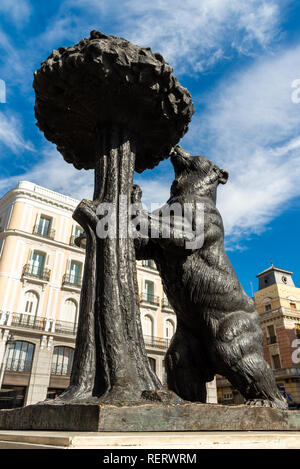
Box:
[0,334,16,390]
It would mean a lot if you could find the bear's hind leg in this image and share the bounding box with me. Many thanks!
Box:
[165,324,215,403]
[213,311,287,409]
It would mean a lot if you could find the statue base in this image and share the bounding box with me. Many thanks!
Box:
[0,402,300,432]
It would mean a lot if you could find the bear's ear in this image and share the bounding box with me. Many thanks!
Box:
[219,169,229,184]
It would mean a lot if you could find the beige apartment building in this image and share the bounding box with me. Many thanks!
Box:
[0,181,217,408]
[217,265,300,408]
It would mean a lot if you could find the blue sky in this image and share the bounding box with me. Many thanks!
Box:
[0,0,300,294]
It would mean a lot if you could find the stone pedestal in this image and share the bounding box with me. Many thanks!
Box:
[0,402,300,432]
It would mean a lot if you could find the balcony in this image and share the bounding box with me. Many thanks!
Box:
[267,335,277,345]
[139,293,160,307]
[0,311,78,337]
[22,264,51,282]
[33,224,55,240]
[54,319,77,336]
[143,335,171,349]
[161,298,173,311]
[6,313,47,331]
[62,273,82,289]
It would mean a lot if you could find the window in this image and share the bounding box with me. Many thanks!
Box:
[265,304,272,312]
[51,346,74,375]
[29,251,46,276]
[295,324,300,338]
[60,299,78,324]
[5,341,34,372]
[267,325,277,344]
[223,393,233,400]
[142,314,154,338]
[69,261,82,285]
[290,302,297,310]
[144,280,154,302]
[70,226,84,245]
[271,354,281,370]
[143,259,156,269]
[24,291,39,316]
[148,357,156,373]
[74,226,84,238]
[36,215,53,237]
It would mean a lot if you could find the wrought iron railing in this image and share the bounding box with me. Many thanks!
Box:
[62,273,82,288]
[33,224,55,240]
[23,264,51,281]
[0,311,77,337]
[54,319,78,335]
[8,313,46,331]
[143,335,171,349]
[161,298,173,309]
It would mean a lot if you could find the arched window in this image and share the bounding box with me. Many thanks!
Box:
[148,357,156,373]
[165,319,175,340]
[24,290,39,315]
[60,299,78,324]
[5,341,35,372]
[142,314,154,338]
[51,346,74,375]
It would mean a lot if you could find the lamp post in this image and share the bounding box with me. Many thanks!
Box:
[0,334,16,390]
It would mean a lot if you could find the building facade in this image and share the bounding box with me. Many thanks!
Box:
[0,181,217,408]
[217,265,300,408]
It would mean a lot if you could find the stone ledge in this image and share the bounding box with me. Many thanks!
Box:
[1,430,300,449]
[0,402,300,432]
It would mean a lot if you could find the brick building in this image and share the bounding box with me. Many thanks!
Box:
[217,265,300,407]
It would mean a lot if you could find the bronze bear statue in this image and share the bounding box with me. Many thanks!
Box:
[132,145,287,409]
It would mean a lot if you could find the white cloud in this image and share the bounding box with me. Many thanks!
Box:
[0,0,31,27]
[0,145,93,200]
[0,112,33,153]
[182,44,300,246]
[41,0,284,73]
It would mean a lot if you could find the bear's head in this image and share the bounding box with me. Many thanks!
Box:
[169,146,228,202]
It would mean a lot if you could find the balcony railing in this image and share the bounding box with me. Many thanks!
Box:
[0,311,78,337]
[267,335,277,345]
[143,335,171,349]
[139,293,160,306]
[7,313,47,331]
[33,224,55,240]
[23,264,51,282]
[54,319,78,335]
[161,298,173,310]
[62,273,82,288]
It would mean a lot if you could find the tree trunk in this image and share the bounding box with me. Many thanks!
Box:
[93,128,161,403]
[58,127,161,404]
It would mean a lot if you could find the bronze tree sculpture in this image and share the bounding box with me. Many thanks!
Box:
[33,30,194,404]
